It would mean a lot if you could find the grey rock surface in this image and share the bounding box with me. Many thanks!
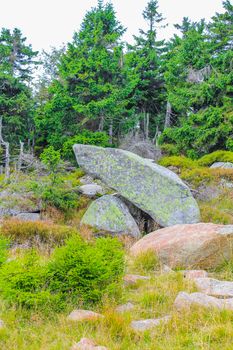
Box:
[210,162,233,169]
[116,302,135,313]
[174,291,233,311]
[73,145,200,227]
[79,184,105,197]
[131,315,171,331]
[81,195,140,238]
[15,213,41,221]
[194,278,233,298]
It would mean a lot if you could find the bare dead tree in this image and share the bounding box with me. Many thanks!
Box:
[0,116,10,179]
[164,101,172,129]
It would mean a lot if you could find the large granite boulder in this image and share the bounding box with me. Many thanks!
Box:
[130,223,233,269]
[81,195,140,238]
[73,145,200,227]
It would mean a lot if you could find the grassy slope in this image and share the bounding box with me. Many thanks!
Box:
[1,259,233,350]
[0,156,233,349]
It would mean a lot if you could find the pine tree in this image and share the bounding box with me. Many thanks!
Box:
[36,1,132,148]
[125,0,166,139]
[0,28,39,148]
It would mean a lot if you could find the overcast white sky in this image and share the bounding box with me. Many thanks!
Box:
[0,0,224,52]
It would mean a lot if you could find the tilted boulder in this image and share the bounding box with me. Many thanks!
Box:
[81,195,140,238]
[73,145,200,227]
[130,223,233,269]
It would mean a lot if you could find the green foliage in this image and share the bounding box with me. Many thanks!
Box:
[197,150,233,166]
[40,146,61,174]
[0,28,39,148]
[47,236,124,305]
[0,236,9,266]
[62,130,110,160]
[160,143,180,156]
[41,184,79,213]
[35,1,132,149]
[0,235,124,310]
[159,155,197,169]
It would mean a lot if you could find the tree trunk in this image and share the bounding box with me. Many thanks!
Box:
[18,141,24,171]
[0,116,10,179]
[109,121,113,144]
[164,101,172,129]
[98,115,104,132]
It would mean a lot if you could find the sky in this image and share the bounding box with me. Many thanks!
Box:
[0,0,225,52]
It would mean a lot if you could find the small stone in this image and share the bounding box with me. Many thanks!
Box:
[183,270,208,279]
[67,310,103,322]
[79,175,95,185]
[161,264,174,274]
[79,184,104,197]
[131,315,171,331]
[116,302,134,313]
[0,320,4,328]
[15,213,41,221]
[210,162,233,169]
[194,278,233,298]
[71,338,107,350]
[123,274,150,286]
[174,291,233,311]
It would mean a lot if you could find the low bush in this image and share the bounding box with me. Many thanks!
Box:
[197,150,233,167]
[47,236,124,305]
[159,156,198,170]
[0,236,10,265]
[41,184,79,213]
[0,235,124,310]
[62,130,111,161]
[0,219,78,246]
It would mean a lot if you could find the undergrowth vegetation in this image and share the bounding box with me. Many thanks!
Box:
[0,235,124,311]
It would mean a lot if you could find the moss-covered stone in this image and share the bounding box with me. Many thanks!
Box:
[74,145,200,227]
[81,195,140,238]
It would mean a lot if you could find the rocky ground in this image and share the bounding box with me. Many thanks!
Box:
[0,148,233,349]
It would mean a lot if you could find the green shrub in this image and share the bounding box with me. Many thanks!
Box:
[159,156,198,169]
[62,130,111,161]
[0,236,10,265]
[41,184,79,213]
[197,150,233,167]
[47,236,124,305]
[0,235,124,310]
[0,251,53,309]
[160,143,180,156]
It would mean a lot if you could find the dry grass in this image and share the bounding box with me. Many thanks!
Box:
[1,250,233,350]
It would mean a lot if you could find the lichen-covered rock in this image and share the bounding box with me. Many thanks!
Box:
[130,223,233,269]
[81,195,140,238]
[0,190,41,218]
[210,162,233,169]
[73,145,200,227]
